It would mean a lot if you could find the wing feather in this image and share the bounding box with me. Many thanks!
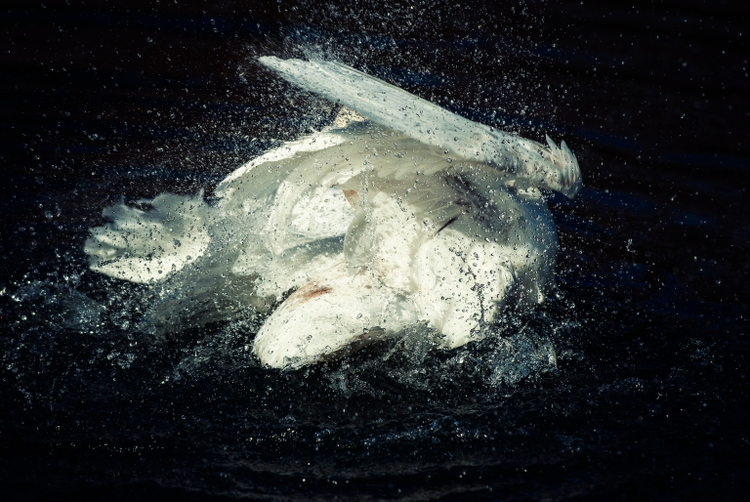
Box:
[259,56,581,198]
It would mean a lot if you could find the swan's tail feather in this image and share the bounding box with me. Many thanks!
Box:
[84,192,210,284]
[543,135,582,198]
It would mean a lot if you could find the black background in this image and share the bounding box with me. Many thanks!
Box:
[1,1,749,500]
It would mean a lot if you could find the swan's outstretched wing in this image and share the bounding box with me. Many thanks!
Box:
[259,56,581,198]
[84,193,209,284]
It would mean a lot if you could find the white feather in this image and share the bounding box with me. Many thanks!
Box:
[259,56,582,198]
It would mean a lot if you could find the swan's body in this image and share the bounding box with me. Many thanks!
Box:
[85,57,581,369]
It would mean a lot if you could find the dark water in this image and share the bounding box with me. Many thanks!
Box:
[2,0,749,500]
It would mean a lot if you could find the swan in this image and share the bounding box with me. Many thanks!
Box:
[84,57,582,369]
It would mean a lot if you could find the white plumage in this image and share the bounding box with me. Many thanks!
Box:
[84,57,582,369]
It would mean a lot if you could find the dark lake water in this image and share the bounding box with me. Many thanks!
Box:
[2,0,749,500]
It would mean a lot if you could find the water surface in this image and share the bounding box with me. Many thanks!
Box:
[1,1,748,500]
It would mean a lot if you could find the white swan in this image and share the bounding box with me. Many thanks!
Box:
[84,57,582,369]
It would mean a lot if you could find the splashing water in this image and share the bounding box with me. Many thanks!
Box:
[2,1,748,499]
